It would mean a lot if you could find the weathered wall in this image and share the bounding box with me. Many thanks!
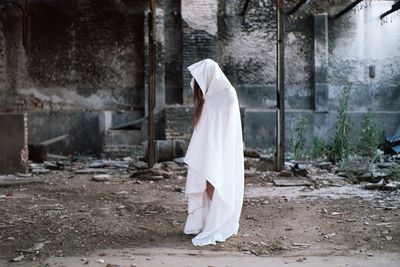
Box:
[182,0,218,104]
[213,0,400,151]
[1,0,146,111]
[328,0,400,112]
[161,0,183,105]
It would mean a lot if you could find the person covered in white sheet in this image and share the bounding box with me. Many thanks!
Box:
[183,58,244,246]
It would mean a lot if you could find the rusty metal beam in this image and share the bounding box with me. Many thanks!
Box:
[147,0,157,167]
[332,0,364,19]
[380,0,400,20]
[276,0,285,171]
[285,0,308,16]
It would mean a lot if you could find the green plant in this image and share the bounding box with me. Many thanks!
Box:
[311,137,327,159]
[390,164,400,182]
[358,109,381,156]
[331,85,352,161]
[290,116,309,159]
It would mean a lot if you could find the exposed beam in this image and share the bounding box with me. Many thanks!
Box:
[380,0,400,19]
[285,0,308,16]
[332,0,364,19]
[147,0,157,167]
[240,0,251,16]
[276,0,285,171]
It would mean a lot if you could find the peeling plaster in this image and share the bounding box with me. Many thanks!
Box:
[181,0,217,36]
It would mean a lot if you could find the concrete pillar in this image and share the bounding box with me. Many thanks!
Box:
[313,13,329,112]
[0,113,28,174]
[0,19,6,106]
[144,8,166,115]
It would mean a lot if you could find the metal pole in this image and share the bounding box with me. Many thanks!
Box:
[148,0,157,167]
[276,0,285,171]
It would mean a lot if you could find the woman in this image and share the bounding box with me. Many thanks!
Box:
[183,59,244,246]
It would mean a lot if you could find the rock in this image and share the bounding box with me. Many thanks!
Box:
[31,169,50,174]
[372,171,390,179]
[323,233,336,238]
[76,168,110,174]
[96,259,105,264]
[173,157,185,165]
[292,243,311,247]
[131,161,148,170]
[113,191,128,195]
[318,162,332,171]
[339,157,370,174]
[245,158,274,171]
[290,163,309,177]
[91,174,111,182]
[273,178,313,187]
[89,161,106,168]
[130,169,173,180]
[385,236,393,241]
[11,255,24,262]
[280,170,293,177]
[152,163,163,169]
[244,148,261,158]
[31,242,44,252]
[44,161,64,170]
[377,162,397,168]
[16,242,44,253]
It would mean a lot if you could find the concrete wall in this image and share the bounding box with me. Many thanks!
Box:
[212,0,400,151]
[0,113,28,174]
[0,0,398,156]
[1,1,147,111]
[328,1,400,112]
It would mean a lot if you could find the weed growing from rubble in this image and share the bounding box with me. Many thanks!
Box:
[390,164,400,182]
[358,109,381,156]
[331,85,352,162]
[290,116,309,159]
[311,137,327,159]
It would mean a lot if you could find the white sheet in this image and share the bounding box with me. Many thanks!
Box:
[183,59,244,246]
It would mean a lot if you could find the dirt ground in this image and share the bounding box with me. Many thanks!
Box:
[0,160,399,266]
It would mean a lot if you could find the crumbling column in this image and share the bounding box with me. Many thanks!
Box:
[0,19,6,106]
[0,113,28,174]
[313,13,329,112]
[144,7,166,115]
[181,0,218,104]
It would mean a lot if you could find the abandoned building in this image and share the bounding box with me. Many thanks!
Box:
[0,0,399,173]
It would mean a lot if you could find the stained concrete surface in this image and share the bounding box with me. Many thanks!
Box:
[40,248,400,267]
[0,113,28,175]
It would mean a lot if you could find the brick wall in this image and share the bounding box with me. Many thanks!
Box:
[181,0,218,104]
[164,105,194,140]
[0,0,147,111]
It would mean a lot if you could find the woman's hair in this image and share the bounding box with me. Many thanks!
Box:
[193,79,204,126]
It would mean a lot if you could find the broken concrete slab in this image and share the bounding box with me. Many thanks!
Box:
[75,168,110,174]
[0,176,45,187]
[0,113,28,175]
[273,178,313,187]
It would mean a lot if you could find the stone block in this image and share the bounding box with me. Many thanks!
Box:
[0,113,28,174]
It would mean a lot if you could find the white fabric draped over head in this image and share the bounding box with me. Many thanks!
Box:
[188,58,234,98]
[184,59,244,246]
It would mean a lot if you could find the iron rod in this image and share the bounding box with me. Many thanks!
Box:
[332,0,364,19]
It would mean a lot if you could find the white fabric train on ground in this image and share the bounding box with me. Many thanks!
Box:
[183,59,244,246]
